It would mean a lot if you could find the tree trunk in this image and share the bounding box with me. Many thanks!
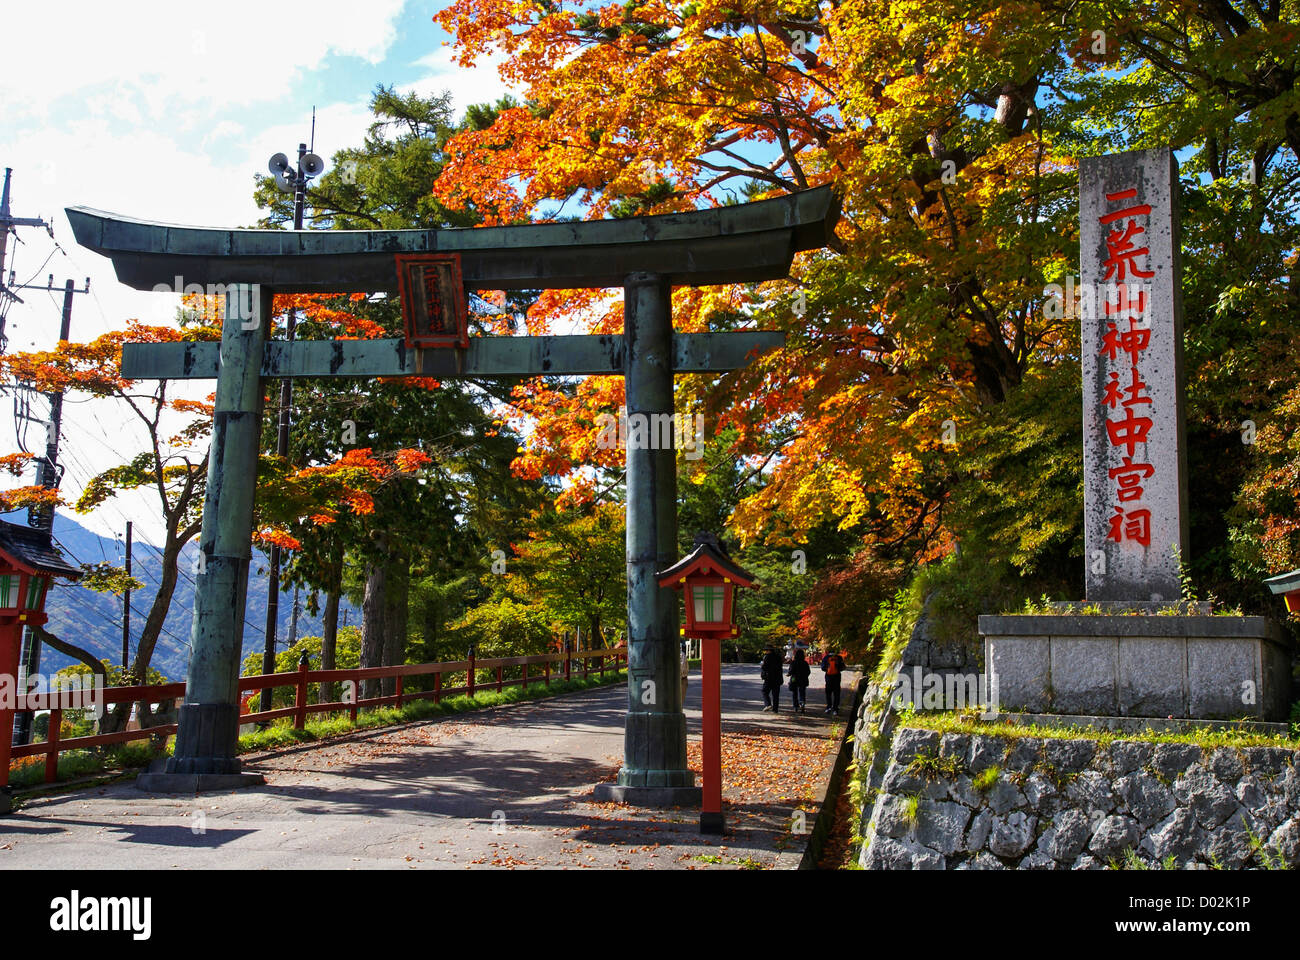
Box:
[361,560,387,700]
[320,586,340,705]
[97,538,182,735]
[381,556,409,696]
[422,591,439,659]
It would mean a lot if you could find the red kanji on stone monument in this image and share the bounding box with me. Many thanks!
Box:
[1098,188,1152,224]
[1107,505,1152,546]
[1104,283,1147,319]
[1102,219,1156,283]
[1105,406,1154,458]
[1100,318,1152,367]
[1108,456,1155,502]
[1102,368,1153,409]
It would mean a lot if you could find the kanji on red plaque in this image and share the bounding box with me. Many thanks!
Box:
[1107,505,1152,546]
[1105,407,1154,458]
[1102,220,1156,282]
[1100,318,1152,366]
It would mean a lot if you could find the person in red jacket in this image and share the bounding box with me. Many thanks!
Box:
[820,648,847,715]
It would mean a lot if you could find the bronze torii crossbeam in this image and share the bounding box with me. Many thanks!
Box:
[66,187,837,801]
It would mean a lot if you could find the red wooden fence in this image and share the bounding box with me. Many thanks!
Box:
[4,646,624,789]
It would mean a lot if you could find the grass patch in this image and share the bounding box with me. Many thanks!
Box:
[902,794,922,826]
[897,711,1299,751]
[972,765,1000,793]
[907,749,962,781]
[5,740,161,790]
[692,854,767,869]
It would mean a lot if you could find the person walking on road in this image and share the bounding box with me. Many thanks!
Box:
[788,648,811,714]
[760,646,783,712]
[821,647,847,715]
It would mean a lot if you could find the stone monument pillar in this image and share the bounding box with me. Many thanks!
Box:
[980,147,1292,723]
[1079,148,1189,602]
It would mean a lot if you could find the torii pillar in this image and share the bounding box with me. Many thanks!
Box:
[597,273,695,803]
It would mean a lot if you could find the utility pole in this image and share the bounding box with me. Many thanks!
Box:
[3,168,90,745]
[261,132,322,709]
[286,584,300,651]
[122,522,133,671]
[10,274,89,747]
[0,167,53,353]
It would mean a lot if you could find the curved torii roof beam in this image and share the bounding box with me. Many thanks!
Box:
[65,186,838,293]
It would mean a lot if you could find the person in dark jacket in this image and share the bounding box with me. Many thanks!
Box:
[760,647,783,712]
[821,647,847,714]
[788,649,811,714]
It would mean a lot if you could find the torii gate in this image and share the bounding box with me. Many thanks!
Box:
[66,188,837,803]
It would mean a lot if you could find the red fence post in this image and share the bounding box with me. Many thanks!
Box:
[434,672,442,704]
[468,650,476,699]
[496,665,503,693]
[45,707,62,783]
[349,670,359,724]
[565,646,571,682]
[544,661,550,687]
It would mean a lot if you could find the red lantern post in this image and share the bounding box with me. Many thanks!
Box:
[657,532,756,834]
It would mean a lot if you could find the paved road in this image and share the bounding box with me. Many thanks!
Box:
[0,664,853,869]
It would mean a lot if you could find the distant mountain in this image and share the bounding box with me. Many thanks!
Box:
[30,512,361,682]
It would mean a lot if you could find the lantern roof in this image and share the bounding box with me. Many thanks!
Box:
[1264,569,1300,596]
[0,521,82,580]
[656,532,757,588]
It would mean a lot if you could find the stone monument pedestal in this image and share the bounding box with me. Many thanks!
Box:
[979,614,1293,721]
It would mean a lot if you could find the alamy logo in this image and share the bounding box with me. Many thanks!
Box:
[1,671,104,718]
[49,891,151,940]
[889,667,999,712]
[151,276,260,328]
[594,407,705,460]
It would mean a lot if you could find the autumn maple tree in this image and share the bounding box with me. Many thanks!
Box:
[0,321,219,728]
[426,0,1299,643]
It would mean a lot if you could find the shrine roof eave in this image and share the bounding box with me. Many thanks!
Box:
[65,186,838,292]
[656,542,757,588]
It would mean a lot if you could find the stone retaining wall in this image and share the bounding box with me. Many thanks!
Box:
[858,726,1300,869]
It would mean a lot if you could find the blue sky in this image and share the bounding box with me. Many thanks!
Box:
[0,1,518,543]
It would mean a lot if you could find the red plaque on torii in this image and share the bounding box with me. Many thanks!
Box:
[394,253,469,349]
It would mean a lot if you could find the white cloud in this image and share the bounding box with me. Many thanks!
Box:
[1,0,409,117]
[402,48,521,113]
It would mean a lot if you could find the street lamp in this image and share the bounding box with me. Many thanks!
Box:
[657,531,756,835]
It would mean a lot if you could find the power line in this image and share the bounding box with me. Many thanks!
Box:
[50,531,192,652]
